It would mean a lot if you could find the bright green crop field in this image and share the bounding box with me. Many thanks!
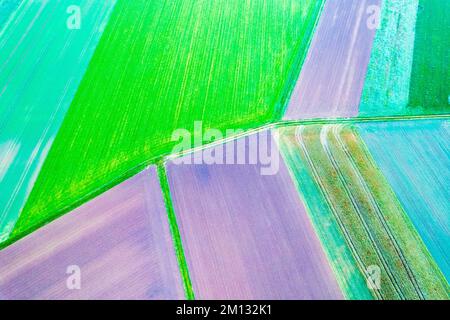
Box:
[10,0,324,242]
[409,0,450,112]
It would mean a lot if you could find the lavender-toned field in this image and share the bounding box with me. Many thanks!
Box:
[0,168,184,299]
[284,0,379,119]
[165,133,343,299]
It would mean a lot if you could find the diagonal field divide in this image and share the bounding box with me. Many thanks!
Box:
[0,0,117,242]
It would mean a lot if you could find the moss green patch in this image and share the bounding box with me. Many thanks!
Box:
[408,0,450,112]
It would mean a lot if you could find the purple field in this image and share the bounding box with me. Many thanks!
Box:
[0,168,184,299]
[284,0,379,119]
[166,133,343,299]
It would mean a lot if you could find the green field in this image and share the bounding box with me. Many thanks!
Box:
[409,0,450,112]
[11,0,324,243]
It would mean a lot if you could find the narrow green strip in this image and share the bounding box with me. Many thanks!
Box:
[276,113,450,128]
[157,163,195,300]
